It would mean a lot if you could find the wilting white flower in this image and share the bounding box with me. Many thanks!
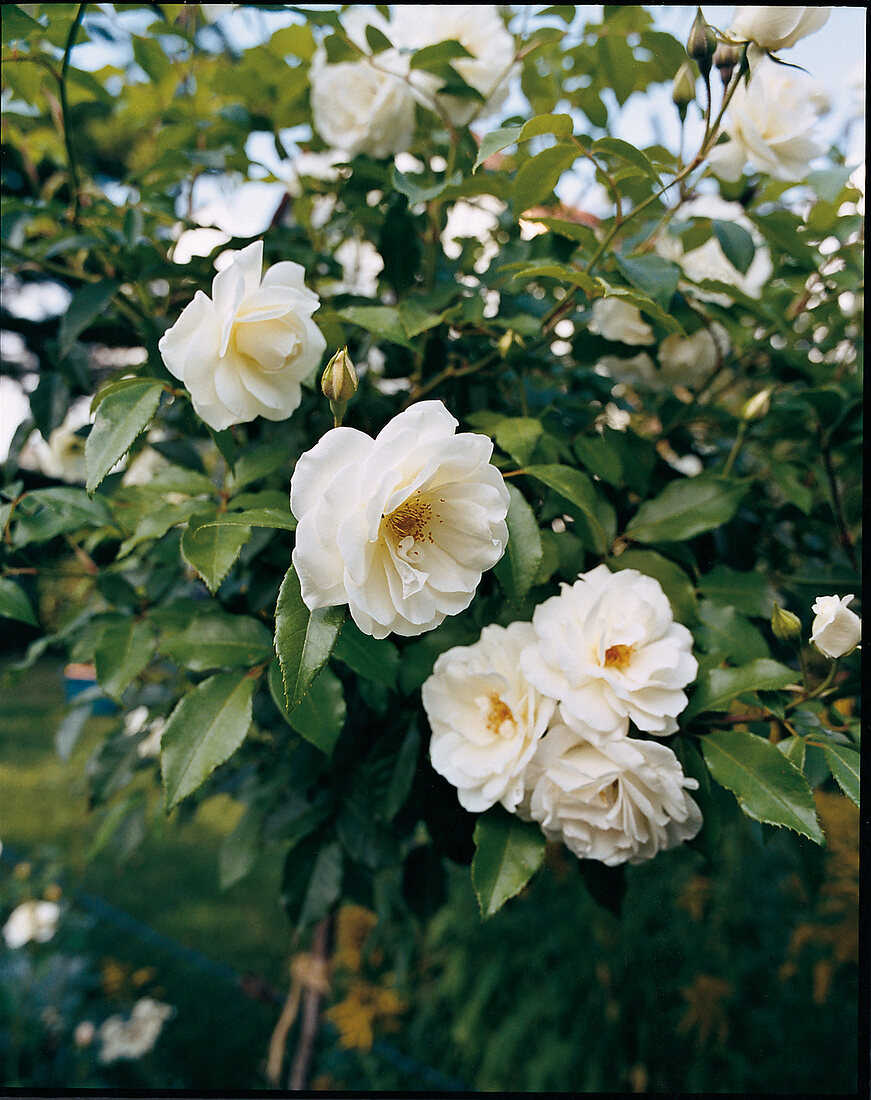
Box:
[729,6,831,52]
[520,724,703,865]
[291,400,509,639]
[589,298,655,346]
[391,5,518,127]
[98,998,175,1064]
[423,622,556,813]
[309,39,416,159]
[158,241,325,431]
[657,323,730,388]
[2,900,61,948]
[810,594,861,658]
[521,565,697,738]
[707,59,825,182]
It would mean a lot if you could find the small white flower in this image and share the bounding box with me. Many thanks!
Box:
[158,241,326,431]
[520,724,703,865]
[521,565,697,738]
[391,5,518,127]
[2,900,60,949]
[422,622,556,813]
[707,59,826,182]
[291,400,509,639]
[589,299,655,346]
[810,594,861,659]
[309,42,416,159]
[98,998,175,1064]
[729,7,831,52]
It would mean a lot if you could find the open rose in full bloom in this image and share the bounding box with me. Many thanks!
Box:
[291,401,509,639]
[519,723,703,865]
[423,622,556,813]
[521,565,697,738]
[159,241,326,431]
[707,58,826,182]
[589,298,655,345]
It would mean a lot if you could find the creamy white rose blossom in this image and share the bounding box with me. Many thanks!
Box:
[729,6,831,52]
[158,241,325,431]
[519,723,703,865]
[309,34,416,159]
[391,5,518,127]
[707,59,826,182]
[291,400,510,639]
[589,298,655,346]
[521,565,698,738]
[2,899,61,949]
[423,622,556,813]
[810,594,862,658]
[657,323,730,388]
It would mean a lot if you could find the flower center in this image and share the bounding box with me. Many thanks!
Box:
[383,490,441,547]
[603,644,634,669]
[485,692,515,737]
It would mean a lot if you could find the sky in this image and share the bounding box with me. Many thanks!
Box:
[1,4,866,461]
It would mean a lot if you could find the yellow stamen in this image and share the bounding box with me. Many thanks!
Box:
[486,693,515,736]
[604,644,633,669]
[383,491,436,545]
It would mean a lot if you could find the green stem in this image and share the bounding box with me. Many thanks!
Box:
[722,420,746,477]
[59,4,88,224]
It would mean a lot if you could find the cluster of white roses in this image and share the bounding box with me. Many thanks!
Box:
[309,6,517,158]
[422,565,703,866]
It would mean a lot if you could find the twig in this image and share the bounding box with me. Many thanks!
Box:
[289,917,330,1091]
[59,4,88,224]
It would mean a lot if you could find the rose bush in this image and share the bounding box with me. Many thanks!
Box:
[0,3,861,1090]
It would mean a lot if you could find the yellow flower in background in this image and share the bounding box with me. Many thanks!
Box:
[332,905,378,974]
[677,974,733,1048]
[326,980,405,1052]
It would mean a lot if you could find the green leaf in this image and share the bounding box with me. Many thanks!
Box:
[289,839,343,934]
[573,433,623,487]
[525,464,607,554]
[117,499,201,557]
[514,144,580,212]
[0,577,38,626]
[822,742,859,807]
[226,440,290,492]
[519,113,574,142]
[192,507,297,532]
[494,484,543,603]
[606,550,698,626]
[685,658,796,720]
[777,736,806,772]
[596,282,684,334]
[364,21,392,53]
[474,125,524,171]
[58,280,121,359]
[712,220,755,276]
[2,5,45,45]
[494,418,543,466]
[269,659,345,755]
[750,210,817,268]
[159,611,273,671]
[11,488,113,546]
[702,729,824,844]
[593,136,661,182]
[472,806,546,918]
[161,670,255,811]
[398,298,446,339]
[409,39,473,69]
[696,600,769,662]
[274,565,344,712]
[382,723,421,821]
[219,805,261,890]
[625,473,748,544]
[698,565,776,618]
[94,616,155,700]
[85,380,165,493]
[180,511,251,593]
[614,254,681,311]
[337,305,415,349]
[502,261,598,296]
[332,621,399,688]
[392,167,462,205]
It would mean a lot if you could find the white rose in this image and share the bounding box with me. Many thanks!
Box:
[521,565,698,738]
[158,241,326,431]
[729,7,831,51]
[291,400,510,639]
[422,621,556,813]
[657,323,730,388]
[589,299,655,346]
[391,5,518,127]
[309,48,416,159]
[810,594,861,658]
[707,59,825,182]
[520,724,702,865]
[98,998,175,1064]
[2,899,61,948]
